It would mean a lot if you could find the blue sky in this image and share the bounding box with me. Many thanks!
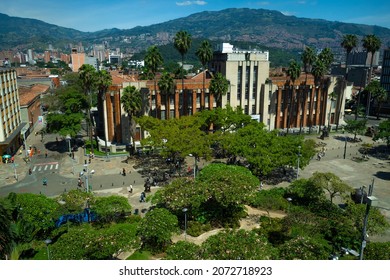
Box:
[1,0,390,32]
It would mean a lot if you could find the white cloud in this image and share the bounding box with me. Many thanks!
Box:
[176,1,207,6]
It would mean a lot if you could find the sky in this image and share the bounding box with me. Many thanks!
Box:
[1,0,390,32]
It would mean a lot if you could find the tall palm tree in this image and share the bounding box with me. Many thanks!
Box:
[144,45,163,117]
[286,59,301,134]
[196,40,213,110]
[341,34,358,79]
[174,30,192,115]
[310,58,327,131]
[121,86,142,155]
[78,64,97,152]
[158,72,175,120]
[363,34,381,117]
[209,72,229,108]
[96,70,112,154]
[300,46,316,133]
[301,46,316,82]
[318,47,334,71]
[339,34,358,130]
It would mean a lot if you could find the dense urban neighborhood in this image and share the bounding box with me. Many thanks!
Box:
[1,7,390,262]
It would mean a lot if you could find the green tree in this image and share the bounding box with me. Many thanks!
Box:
[301,46,316,82]
[363,34,381,116]
[341,34,358,80]
[362,34,381,84]
[121,85,142,154]
[46,86,88,137]
[318,47,334,71]
[286,59,301,134]
[9,193,61,243]
[92,196,132,223]
[201,229,279,260]
[58,189,94,214]
[344,119,367,140]
[373,119,390,147]
[365,80,388,119]
[0,201,13,259]
[309,172,353,204]
[137,208,179,251]
[157,72,175,119]
[51,223,140,260]
[196,40,213,110]
[165,241,201,260]
[144,45,163,117]
[278,235,332,260]
[287,178,325,206]
[138,115,212,160]
[174,30,192,114]
[209,72,229,107]
[78,64,97,152]
[364,242,390,260]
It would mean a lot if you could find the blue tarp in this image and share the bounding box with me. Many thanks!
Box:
[55,208,97,227]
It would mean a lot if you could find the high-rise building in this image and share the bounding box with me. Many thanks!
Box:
[0,69,25,155]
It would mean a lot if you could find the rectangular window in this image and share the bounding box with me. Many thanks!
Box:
[252,104,256,114]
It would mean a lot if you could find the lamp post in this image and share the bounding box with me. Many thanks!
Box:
[359,194,378,260]
[83,161,90,193]
[182,208,188,240]
[188,154,196,179]
[343,134,347,159]
[65,135,71,155]
[296,146,301,179]
[44,239,52,260]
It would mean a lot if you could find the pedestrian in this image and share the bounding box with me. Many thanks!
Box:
[122,168,126,176]
[28,168,32,175]
[259,181,264,191]
[317,153,322,161]
[45,151,48,158]
[128,184,133,193]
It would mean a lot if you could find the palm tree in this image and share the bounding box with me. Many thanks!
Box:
[318,47,334,71]
[301,46,316,82]
[363,34,381,117]
[286,59,301,134]
[196,40,213,110]
[310,58,327,132]
[300,47,316,133]
[158,72,175,120]
[78,64,97,152]
[144,45,163,117]
[341,34,358,79]
[339,34,358,130]
[374,87,388,120]
[174,30,192,115]
[209,72,229,108]
[121,86,142,155]
[96,70,112,154]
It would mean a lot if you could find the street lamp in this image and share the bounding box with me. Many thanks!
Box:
[65,135,71,155]
[44,239,52,260]
[296,146,301,179]
[182,208,188,240]
[359,195,378,260]
[188,154,196,179]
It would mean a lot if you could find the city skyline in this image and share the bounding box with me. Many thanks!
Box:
[1,0,390,32]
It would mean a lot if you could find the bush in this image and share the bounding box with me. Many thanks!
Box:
[187,221,212,237]
[248,188,289,211]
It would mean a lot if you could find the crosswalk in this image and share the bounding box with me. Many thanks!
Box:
[32,162,59,172]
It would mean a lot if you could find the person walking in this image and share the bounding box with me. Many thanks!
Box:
[122,168,126,176]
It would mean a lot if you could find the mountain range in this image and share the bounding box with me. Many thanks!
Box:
[1,8,390,54]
